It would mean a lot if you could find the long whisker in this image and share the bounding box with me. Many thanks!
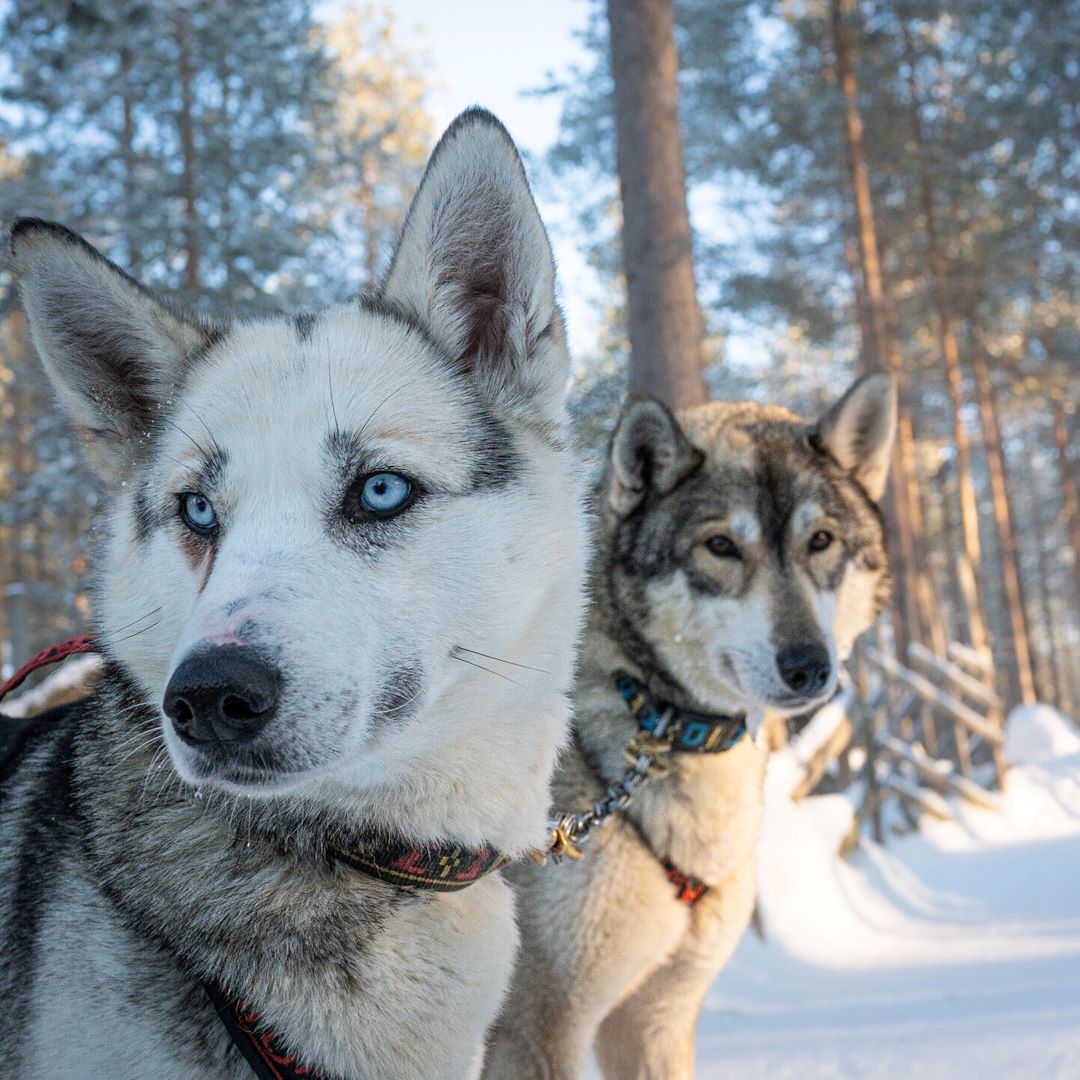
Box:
[108,621,161,648]
[139,746,170,804]
[189,406,224,460]
[356,376,424,444]
[328,354,340,433]
[107,606,163,637]
[381,684,426,716]
[158,415,210,460]
[453,646,550,675]
[449,652,526,689]
[114,730,164,766]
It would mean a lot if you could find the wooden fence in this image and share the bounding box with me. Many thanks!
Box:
[787,639,1008,854]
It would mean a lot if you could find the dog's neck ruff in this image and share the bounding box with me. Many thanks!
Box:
[613,670,747,755]
[0,638,510,1080]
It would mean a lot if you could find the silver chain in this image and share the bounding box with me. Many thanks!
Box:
[532,709,675,864]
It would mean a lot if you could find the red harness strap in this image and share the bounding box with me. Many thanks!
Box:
[204,981,338,1080]
[0,635,97,702]
[660,857,709,906]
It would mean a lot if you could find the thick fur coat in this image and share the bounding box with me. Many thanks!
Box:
[0,109,588,1079]
[484,377,896,1080]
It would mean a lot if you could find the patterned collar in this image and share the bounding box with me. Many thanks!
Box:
[613,670,747,754]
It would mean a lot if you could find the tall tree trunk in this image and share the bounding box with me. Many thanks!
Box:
[217,49,234,302]
[1053,398,1080,611]
[830,0,922,654]
[2,313,30,672]
[900,18,990,663]
[606,0,707,409]
[969,335,1036,702]
[176,8,200,294]
[1030,503,1061,705]
[832,0,888,371]
[360,153,380,286]
[119,48,140,274]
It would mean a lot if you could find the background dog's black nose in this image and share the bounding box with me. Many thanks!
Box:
[776,643,831,696]
[163,645,282,746]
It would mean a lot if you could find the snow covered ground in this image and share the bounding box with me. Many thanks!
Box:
[587,705,1080,1078]
[694,705,1080,1078]
[10,661,1078,1076]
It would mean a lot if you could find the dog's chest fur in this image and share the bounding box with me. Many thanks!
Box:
[1,693,513,1079]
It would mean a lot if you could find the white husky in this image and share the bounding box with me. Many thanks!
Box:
[1,109,587,1079]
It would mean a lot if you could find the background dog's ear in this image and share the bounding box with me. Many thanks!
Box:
[11,218,213,481]
[380,108,568,419]
[607,397,702,516]
[816,372,897,502]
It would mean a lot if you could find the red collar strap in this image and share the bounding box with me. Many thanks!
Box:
[333,841,510,890]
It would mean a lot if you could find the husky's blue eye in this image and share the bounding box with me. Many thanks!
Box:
[359,472,412,516]
[181,492,218,534]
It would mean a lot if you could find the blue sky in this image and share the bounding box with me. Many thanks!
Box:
[386,0,605,362]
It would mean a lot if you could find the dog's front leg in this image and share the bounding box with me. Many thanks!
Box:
[483,984,598,1080]
[484,833,682,1080]
[592,969,701,1080]
[593,863,758,1080]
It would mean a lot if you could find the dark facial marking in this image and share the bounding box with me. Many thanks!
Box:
[132,485,157,543]
[468,406,521,491]
[192,446,229,494]
[293,311,317,342]
[182,534,216,588]
[370,661,425,732]
[183,322,230,373]
[357,291,445,355]
[200,545,216,592]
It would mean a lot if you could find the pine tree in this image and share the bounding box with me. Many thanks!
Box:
[0,2,436,663]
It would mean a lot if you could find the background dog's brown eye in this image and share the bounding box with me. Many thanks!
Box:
[705,534,740,559]
[809,530,833,553]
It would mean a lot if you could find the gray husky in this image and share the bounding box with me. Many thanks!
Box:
[0,109,588,1079]
[484,375,896,1080]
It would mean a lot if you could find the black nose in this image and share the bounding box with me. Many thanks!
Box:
[163,645,282,746]
[776,643,831,696]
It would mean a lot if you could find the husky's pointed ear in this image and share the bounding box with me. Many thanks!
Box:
[816,373,897,502]
[11,218,214,480]
[380,109,568,418]
[607,397,702,516]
